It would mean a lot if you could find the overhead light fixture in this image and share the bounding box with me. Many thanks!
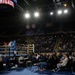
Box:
[57,10,62,15]
[50,12,53,15]
[24,12,30,19]
[64,9,68,14]
[34,12,40,17]
[63,4,67,7]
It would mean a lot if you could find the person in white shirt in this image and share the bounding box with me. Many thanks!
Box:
[18,55,24,64]
[57,54,68,69]
[36,54,40,60]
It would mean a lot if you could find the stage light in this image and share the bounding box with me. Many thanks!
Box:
[50,12,53,15]
[63,4,67,7]
[34,12,40,17]
[64,9,68,14]
[57,10,62,15]
[24,13,30,19]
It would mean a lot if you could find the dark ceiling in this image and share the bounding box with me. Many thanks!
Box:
[0,0,75,36]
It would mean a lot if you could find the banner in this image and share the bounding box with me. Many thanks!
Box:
[0,0,14,7]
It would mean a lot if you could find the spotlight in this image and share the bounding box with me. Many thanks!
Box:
[63,4,67,7]
[24,13,30,19]
[57,10,62,15]
[64,9,68,14]
[34,12,40,17]
[50,12,53,15]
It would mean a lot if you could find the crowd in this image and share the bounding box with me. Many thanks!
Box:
[59,34,75,51]
[34,36,57,53]
[0,34,75,72]
[15,33,75,53]
[0,52,75,72]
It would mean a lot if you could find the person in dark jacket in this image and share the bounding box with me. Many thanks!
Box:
[0,55,4,72]
[2,54,9,70]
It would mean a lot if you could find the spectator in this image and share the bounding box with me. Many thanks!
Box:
[2,54,9,70]
[72,52,75,71]
[18,55,24,67]
[0,55,3,71]
[54,54,69,71]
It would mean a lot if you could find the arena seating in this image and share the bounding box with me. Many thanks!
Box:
[0,33,75,75]
[59,34,75,51]
[34,36,57,53]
